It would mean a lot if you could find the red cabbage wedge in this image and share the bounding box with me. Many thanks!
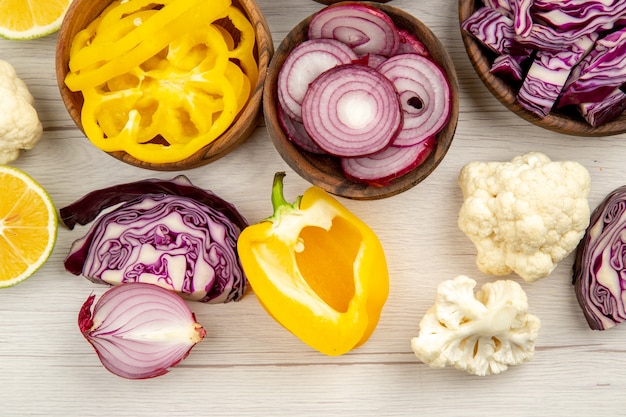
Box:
[62,176,248,303]
[573,185,626,330]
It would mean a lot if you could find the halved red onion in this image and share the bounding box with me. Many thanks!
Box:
[79,282,206,379]
[377,54,451,147]
[341,137,435,185]
[277,38,358,121]
[307,3,400,56]
[301,63,402,157]
[278,107,326,154]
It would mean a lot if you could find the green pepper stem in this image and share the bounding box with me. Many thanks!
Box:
[267,172,301,222]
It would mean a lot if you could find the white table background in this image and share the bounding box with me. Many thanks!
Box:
[2,0,626,416]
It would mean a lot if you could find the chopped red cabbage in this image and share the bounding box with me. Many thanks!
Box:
[559,27,626,108]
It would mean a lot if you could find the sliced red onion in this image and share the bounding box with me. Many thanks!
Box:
[357,53,387,69]
[395,29,430,57]
[341,137,435,186]
[307,3,400,56]
[377,54,451,147]
[277,38,358,121]
[278,107,326,154]
[79,282,206,379]
[301,63,402,157]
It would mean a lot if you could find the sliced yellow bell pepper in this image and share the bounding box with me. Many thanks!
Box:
[65,0,231,91]
[237,173,389,356]
[66,0,258,164]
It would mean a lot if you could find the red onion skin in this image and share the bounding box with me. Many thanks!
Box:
[79,283,206,379]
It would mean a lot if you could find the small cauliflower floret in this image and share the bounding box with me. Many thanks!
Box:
[0,60,43,164]
[458,152,591,282]
[411,275,541,376]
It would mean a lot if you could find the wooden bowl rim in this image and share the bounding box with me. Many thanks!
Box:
[458,0,626,137]
[264,1,459,200]
[55,0,274,171]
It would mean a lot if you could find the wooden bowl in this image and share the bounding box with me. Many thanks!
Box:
[458,0,626,137]
[264,2,459,200]
[56,0,273,171]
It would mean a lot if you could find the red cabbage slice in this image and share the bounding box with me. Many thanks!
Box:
[461,7,516,55]
[573,185,626,330]
[533,0,626,35]
[578,88,626,127]
[490,54,526,82]
[482,0,512,16]
[61,177,248,304]
[517,36,595,117]
[559,27,626,108]
[510,0,533,37]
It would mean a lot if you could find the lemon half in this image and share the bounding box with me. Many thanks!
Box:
[0,0,73,40]
[0,165,57,287]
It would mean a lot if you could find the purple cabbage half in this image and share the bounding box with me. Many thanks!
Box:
[573,185,626,330]
[61,176,248,303]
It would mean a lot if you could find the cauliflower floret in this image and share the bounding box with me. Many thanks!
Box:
[458,152,591,282]
[0,59,43,164]
[411,275,541,376]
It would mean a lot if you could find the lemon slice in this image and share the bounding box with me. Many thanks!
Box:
[0,0,73,40]
[0,166,57,288]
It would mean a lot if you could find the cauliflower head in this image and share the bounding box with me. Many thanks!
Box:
[411,275,541,376]
[458,152,590,282]
[0,60,43,164]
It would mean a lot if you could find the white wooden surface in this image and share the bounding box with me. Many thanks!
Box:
[2,0,626,416]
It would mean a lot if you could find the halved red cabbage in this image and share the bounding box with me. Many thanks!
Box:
[61,176,248,303]
[573,185,626,330]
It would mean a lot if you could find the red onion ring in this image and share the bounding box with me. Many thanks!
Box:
[396,29,430,57]
[307,3,400,56]
[79,282,206,379]
[277,38,357,121]
[278,107,326,154]
[377,54,451,147]
[301,63,402,157]
[341,137,435,185]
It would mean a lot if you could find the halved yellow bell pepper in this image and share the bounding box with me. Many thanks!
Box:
[237,173,389,356]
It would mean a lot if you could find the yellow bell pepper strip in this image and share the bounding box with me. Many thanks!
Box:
[216,6,259,87]
[237,173,389,356]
